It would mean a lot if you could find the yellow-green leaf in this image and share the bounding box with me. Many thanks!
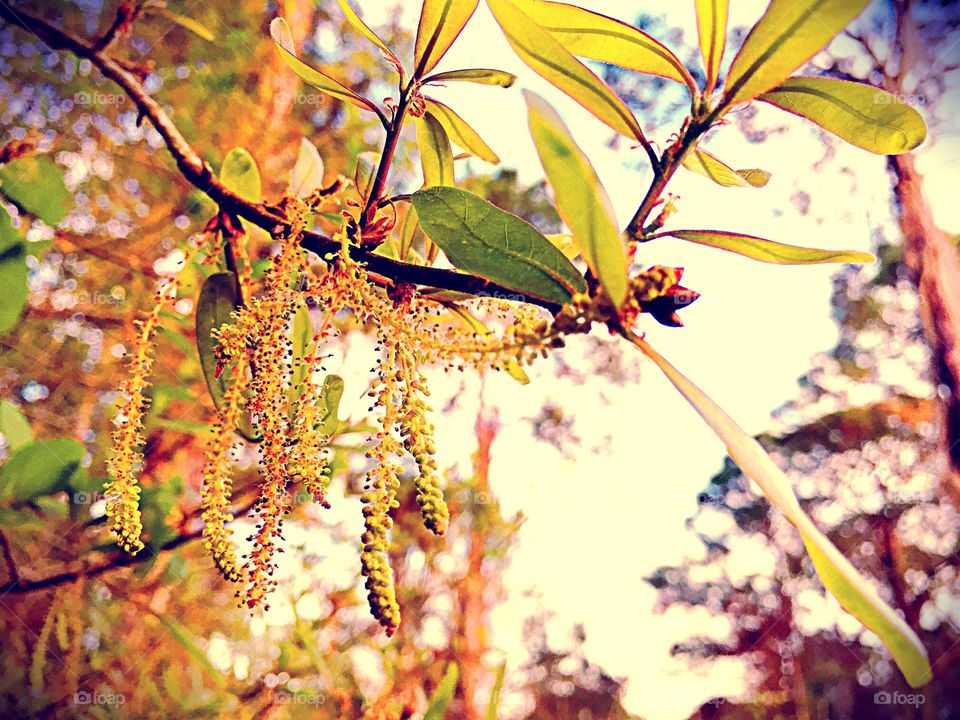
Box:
[722,0,870,107]
[487,0,644,141]
[150,7,215,42]
[220,147,261,203]
[510,0,693,90]
[631,335,932,689]
[0,400,32,452]
[290,138,325,198]
[336,0,403,72]
[525,91,627,306]
[414,0,481,78]
[416,112,455,188]
[661,229,874,265]
[760,76,927,154]
[681,147,770,188]
[0,156,69,226]
[423,68,517,87]
[695,0,727,93]
[354,151,379,201]
[424,98,500,164]
[445,304,530,384]
[270,17,378,113]
[485,662,506,720]
[317,375,345,437]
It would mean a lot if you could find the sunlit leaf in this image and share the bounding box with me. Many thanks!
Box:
[545,233,579,260]
[681,147,770,188]
[510,0,693,90]
[336,0,403,72]
[487,0,644,141]
[0,156,69,226]
[660,229,874,264]
[0,209,27,333]
[399,206,425,261]
[288,138,325,198]
[695,0,727,93]
[423,663,459,720]
[445,303,530,384]
[525,91,627,306]
[288,301,313,407]
[631,335,933,689]
[423,68,517,87]
[0,438,85,502]
[414,0,480,77]
[354,151,379,201]
[270,17,379,113]
[0,400,32,452]
[196,272,260,441]
[760,76,927,154]
[416,112,455,188]
[722,0,870,107]
[317,375,345,436]
[219,147,261,203]
[486,662,506,720]
[423,97,500,164]
[150,6,215,42]
[412,186,586,305]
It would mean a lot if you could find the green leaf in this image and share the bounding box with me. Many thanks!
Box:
[510,0,693,90]
[317,375,345,436]
[445,304,530,384]
[288,300,313,408]
[486,662,506,720]
[196,272,260,441]
[149,6,215,42]
[290,138,325,198]
[424,663,459,720]
[270,17,379,114]
[722,0,871,107]
[681,147,770,188]
[414,0,480,77]
[354,151,379,201]
[525,91,627,306]
[0,400,32,452]
[660,229,874,265]
[423,68,517,87]
[631,335,932,689]
[0,209,28,333]
[412,186,586,305]
[487,0,644,141]
[695,0,728,93]
[760,76,927,154]
[416,112,455,188]
[219,147,261,203]
[336,0,403,72]
[0,156,69,225]
[0,438,85,502]
[424,98,500,164]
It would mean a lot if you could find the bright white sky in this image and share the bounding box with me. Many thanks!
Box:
[278,2,960,717]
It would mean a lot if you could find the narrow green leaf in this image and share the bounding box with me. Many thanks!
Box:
[0,438,85,502]
[196,272,260,441]
[414,0,481,77]
[336,0,403,71]
[695,0,728,93]
[423,68,517,87]
[270,17,379,114]
[681,147,770,188]
[0,209,28,333]
[318,375,345,436]
[416,112,456,189]
[525,91,627,306]
[412,186,586,305]
[487,0,644,141]
[722,0,870,107]
[0,156,69,226]
[424,98,500,164]
[760,76,927,154]
[661,229,874,265]
[150,6,215,42]
[0,400,32,452]
[424,663,459,720]
[632,335,932,689]
[399,206,425,262]
[354,151,379,201]
[510,0,694,90]
[219,147,261,203]
[288,301,313,407]
[485,662,506,720]
[290,138,325,198]
[446,304,530,384]
[151,612,226,689]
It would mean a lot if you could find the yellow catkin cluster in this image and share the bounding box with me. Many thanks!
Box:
[106,241,203,554]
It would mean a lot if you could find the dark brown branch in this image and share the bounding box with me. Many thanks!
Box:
[0,4,560,313]
[0,529,20,584]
